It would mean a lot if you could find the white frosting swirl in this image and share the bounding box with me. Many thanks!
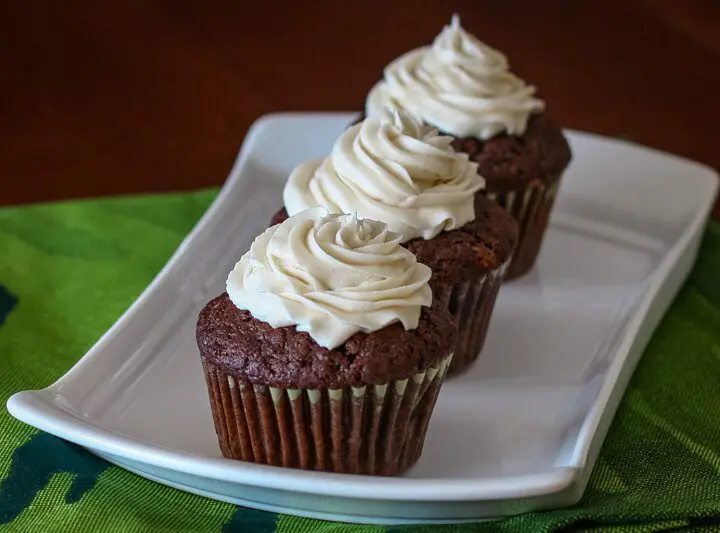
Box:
[365,15,545,139]
[284,109,484,241]
[226,208,432,349]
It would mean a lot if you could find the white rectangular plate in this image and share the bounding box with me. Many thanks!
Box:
[8,113,719,525]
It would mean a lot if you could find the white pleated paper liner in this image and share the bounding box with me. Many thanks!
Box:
[486,177,561,280]
[202,354,453,476]
[433,262,507,377]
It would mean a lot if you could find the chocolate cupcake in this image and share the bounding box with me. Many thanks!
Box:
[197,209,457,475]
[364,15,572,279]
[280,109,518,375]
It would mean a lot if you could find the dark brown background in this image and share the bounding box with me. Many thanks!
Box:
[2,0,719,217]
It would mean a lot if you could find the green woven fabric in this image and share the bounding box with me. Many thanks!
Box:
[0,190,719,533]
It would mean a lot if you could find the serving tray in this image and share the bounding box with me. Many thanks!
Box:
[8,113,719,524]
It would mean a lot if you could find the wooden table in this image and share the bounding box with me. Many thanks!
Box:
[2,0,719,218]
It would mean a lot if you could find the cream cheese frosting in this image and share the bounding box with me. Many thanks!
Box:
[284,109,484,241]
[365,15,545,139]
[226,208,432,349]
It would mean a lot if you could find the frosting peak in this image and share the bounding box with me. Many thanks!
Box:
[226,208,433,349]
[284,109,484,241]
[429,14,509,77]
[366,15,545,139]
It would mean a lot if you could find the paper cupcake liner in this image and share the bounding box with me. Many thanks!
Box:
[202,354,453,476]
[486,176,561,280]
[433,264,507,377]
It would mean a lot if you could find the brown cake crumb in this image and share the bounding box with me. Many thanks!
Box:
[451,113,571,191]
[197,294,457,389]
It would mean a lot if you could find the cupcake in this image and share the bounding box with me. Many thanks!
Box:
[196,208,457,475]
[277,109,518,376]
[364,15,572,279]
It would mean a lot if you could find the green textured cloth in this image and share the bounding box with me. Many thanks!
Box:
[1,190,719,533]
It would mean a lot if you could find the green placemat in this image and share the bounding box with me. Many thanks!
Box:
[1,190,719,533]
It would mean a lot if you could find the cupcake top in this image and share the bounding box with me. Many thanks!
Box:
[284,109,484,241]
[197,292,456,389]
[226,208,432,349]
[199,209,457,389]
[365,15,545,140]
